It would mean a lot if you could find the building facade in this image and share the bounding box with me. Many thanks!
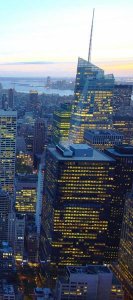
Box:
[52,103,71,145]
[41,143,115,269]
[117,187,133,300]
[69,58,114,143]
[0,110,17,195]
[84,129,123,151]
[105,145,133,262]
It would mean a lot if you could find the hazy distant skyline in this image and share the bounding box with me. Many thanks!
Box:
[0,0,132,77]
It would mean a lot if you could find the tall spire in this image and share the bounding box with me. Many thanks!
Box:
[88,8,95,62]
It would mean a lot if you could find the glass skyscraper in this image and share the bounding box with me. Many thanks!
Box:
[41,143,115,269]
[0,110,17,195]
[69,58,114,143]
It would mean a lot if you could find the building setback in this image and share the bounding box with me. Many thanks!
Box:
[84,129,123,151]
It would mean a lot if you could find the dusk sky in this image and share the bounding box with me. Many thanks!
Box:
[0,0,132,77]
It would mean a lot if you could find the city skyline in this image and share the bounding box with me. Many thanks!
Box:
[0,0,132,77]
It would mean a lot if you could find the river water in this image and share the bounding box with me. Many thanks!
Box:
[0,78,74,96]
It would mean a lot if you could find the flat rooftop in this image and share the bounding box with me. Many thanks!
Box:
[67,265,111,275]
[84,129,123,137]
[48,143,115,162]
[106,145,133,156]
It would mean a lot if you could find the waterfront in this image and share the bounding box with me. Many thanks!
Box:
[0,77,74,96]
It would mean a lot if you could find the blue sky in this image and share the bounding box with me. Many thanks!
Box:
[0,0,133,76]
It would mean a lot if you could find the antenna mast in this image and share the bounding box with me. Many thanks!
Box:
[88,8,95,62]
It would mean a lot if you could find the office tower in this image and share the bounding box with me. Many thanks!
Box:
[41,143,115,269]
[116,187,133,300]
[14,214,25,262]
[56,266,124,300]
[36,164,44,235]
[1,94,8,110]
[105,145,133,262]
[113,115,133,145]
[84,129,123,151]
[15,174,38,214]
[33,118,45,156]
[113,84,132,114]
[0,190,10,245]
[69,58,114,143]
[0,110,17,195]
[52,103,72,145]
[8,88,14,109]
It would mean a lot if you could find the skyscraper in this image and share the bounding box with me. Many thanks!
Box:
[117,187,133,300]
[0,110,17,195]
[69,58,114,143]
[69,11,114,143]
[105,145,133,261]
[0,190,11,245]
[8,89,14,109]
[41,143,115,269]
[52,103,72,145]
[33,118,45,156]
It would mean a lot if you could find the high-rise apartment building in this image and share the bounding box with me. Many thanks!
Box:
[41,143,115,269]
[69,58,114,143]
[52,103,71,145]
[0,110,17,195]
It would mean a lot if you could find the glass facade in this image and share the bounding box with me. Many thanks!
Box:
[0,110,17,195]
[41,144,115,268]
[69,58,114,143]
[118,188,133,299]
[52,103,72,145]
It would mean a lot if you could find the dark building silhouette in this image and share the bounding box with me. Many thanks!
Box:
[116,187,133,300]
[0,190,10,245]
[1,94,8,110]
[33,118,45,156]
[105,145,133,261]
[8,88,14,109]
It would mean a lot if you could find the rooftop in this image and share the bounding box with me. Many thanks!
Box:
[48,143,115,162]
[84,129,123,137]
[67,265,111,275]
[106,145,133,156]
